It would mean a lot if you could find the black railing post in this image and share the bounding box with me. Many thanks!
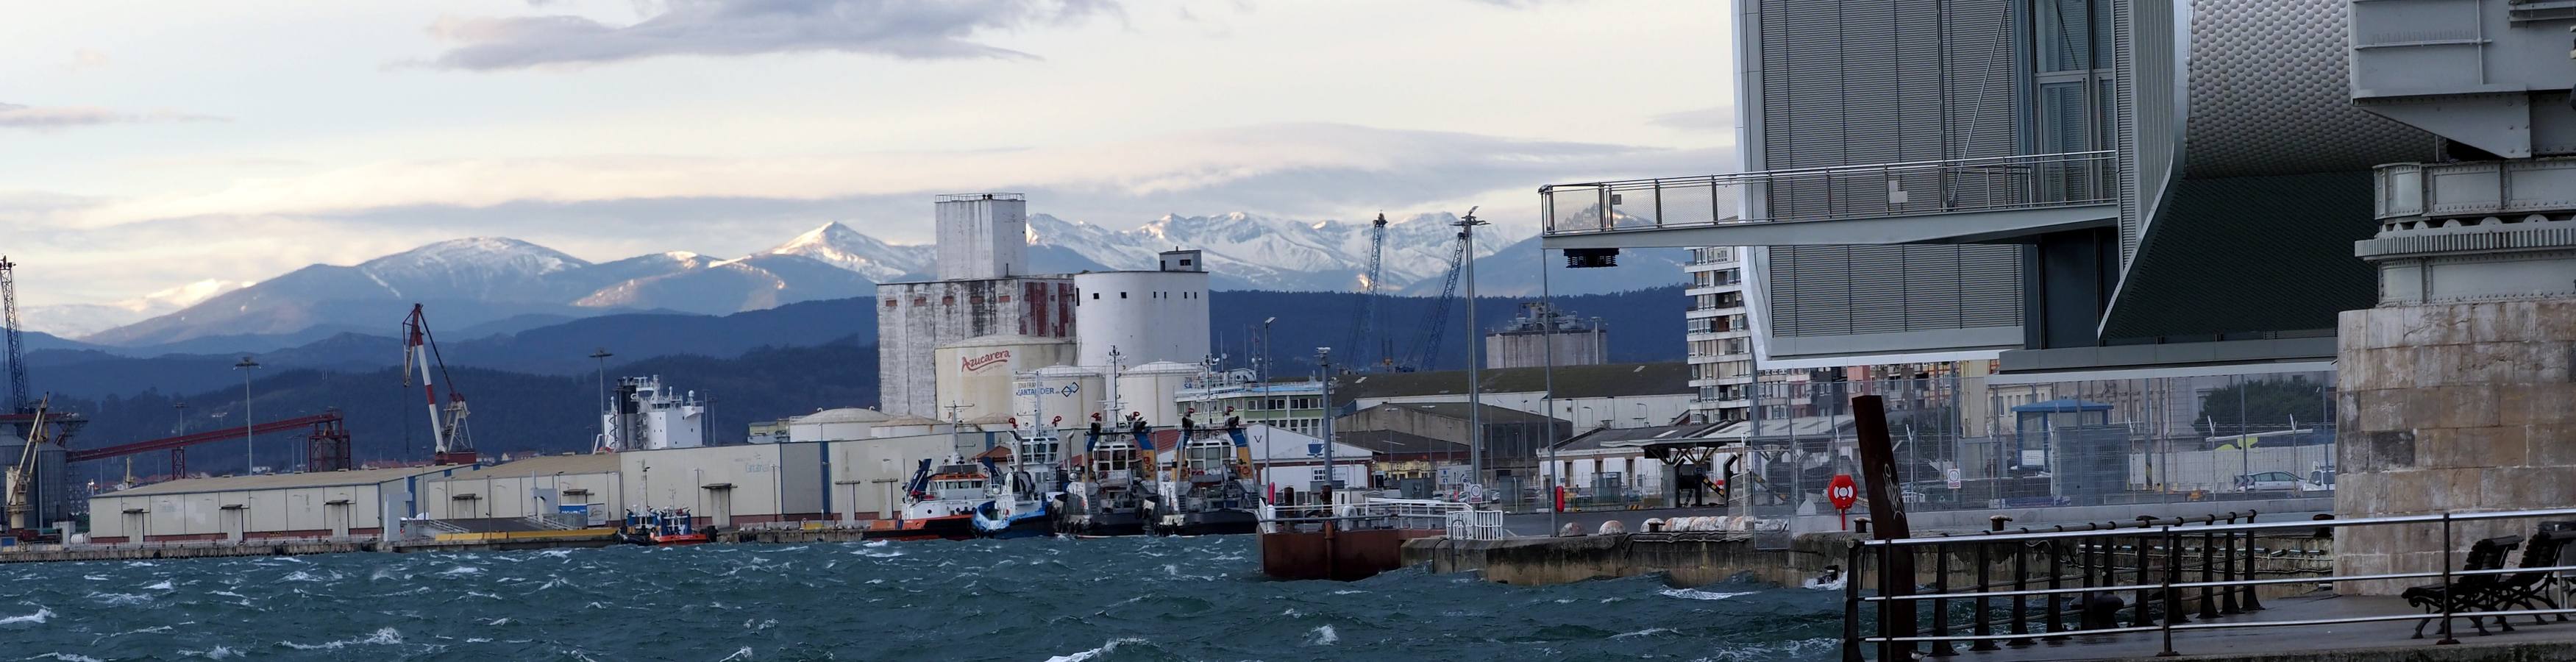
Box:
[2199,517,2221,619]
[1878,538,1899,662]
[2438,513,2458,645]
[2079,532,2100,632]
[2241,510,2264,611]
[1844,540,1865,662]
[2045,538,2068,641]
[2160,527,2182,656]
[1971,541,1999,651]
[2010,537,2035,647]
[2221,513,2242,615]
[2134,533,2155,627]
[1932,542,1957,657]
[2164,527,2189,626]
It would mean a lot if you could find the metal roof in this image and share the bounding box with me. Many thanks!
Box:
[1332,362,1689,403]
[1562,423,1738,452]
[435,454,621,481]
[99,465,463,498]
[1345,402,1569,426]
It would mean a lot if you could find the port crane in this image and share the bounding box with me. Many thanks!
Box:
[1342,213,1390,369]
[4,396,50,541]
[1402,216,1473,371]
[402,305,479,466]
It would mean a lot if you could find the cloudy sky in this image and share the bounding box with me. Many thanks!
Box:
[2,0,1736,307]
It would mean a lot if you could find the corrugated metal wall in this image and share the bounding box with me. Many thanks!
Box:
[1754,0,2027,349]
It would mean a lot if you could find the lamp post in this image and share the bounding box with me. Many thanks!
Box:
[1456,209,1488,488]
[1259,318,1276,383]
[590,348,613,450]
[233,356,260,474]
[1317,347,1334,497]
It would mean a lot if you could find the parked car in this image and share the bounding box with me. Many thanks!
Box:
[2232,471,2328,493]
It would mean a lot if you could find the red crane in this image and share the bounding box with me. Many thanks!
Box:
[402,305,478,466]
[66,412,351,473]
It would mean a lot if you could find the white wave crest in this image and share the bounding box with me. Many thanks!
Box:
[716,647,754,661]
[439,566,485,577]
[88,592,151,606]
[33,652,104,662]
[178,646,241,659]
[1803,574,1847,591]
[1309,624,1339,646]
[1046,638,1148,662]
[1613,627,1677,639]
[1658,588,1754,601]
[143,580,174,591]
[1,607,54,624]
[281,627,402,650]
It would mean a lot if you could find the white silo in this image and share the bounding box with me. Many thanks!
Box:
[1115,360,1203,427]
[933,335,1077,424]
[789,407,889,443]
[935,193,1028,280]
[1074,249,1211,368]
[1017,364,1105,432]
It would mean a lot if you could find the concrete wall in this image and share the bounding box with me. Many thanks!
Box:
[422,471,622,523]
[2336,300,2576,594]
[876,277,1077,418]
[1487,328,1607,369]
[619,442,828,527]
[825,434,955,521]
[93,483,383,543]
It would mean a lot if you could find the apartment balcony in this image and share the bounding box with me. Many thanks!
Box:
[1538,151,2119,250]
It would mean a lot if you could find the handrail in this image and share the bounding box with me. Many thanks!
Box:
[1866,506,2576,547]
[1845,507,2576,660]
[1539,150,2117,236]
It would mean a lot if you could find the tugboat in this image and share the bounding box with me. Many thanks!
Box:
[869,458,986,541]
[969,423,1062,538]
[1160,409,1261,535]
[1059,413,1157,536]
[617,508,711,546]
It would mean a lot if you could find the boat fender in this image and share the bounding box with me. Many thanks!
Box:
[1559,522,1585,537]
[1596,520,1626,535]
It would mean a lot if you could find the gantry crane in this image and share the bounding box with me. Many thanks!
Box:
[6,396,49,541]
[1342,213,1389,369]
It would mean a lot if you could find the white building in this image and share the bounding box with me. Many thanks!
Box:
[1684,246,1755,424]
[1071,250,1211,368]
[933,335,1077,424]
[88,465,465,544]
[600,375,705,451]
[422,454,623,524]
[935,193,1029,280]
[1484,302,1608,369]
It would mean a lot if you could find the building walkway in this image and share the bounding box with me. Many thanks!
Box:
[1943,593,2576,661]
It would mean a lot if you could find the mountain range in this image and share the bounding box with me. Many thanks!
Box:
[40,210,1680,349]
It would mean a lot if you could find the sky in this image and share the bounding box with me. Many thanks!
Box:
[1,0,1737,307]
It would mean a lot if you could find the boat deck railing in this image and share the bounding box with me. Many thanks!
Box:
[1258,497,1499,535]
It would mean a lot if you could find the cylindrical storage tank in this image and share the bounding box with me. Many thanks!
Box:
[934,335,1078,424]
[1114,361,1202,428]
[789,407,889,443]
[1018,364,1105,433]
[1073,269,1210,368]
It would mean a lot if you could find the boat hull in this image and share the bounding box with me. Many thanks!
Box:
[1177,508,1259,536]
[1257,526,1443,581]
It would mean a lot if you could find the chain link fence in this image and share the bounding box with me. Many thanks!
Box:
[1734,369,2337,527]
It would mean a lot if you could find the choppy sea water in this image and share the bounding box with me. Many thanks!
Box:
[1,535,1843,661]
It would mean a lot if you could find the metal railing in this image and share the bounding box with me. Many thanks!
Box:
[1446,509,1506,541]
[1843,507,2576,661]
[1259,496,1493,535]
[1539,151,2116,236]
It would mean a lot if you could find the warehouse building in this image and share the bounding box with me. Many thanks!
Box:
[421,454,622,525]
[619,441,828,528]
[87,465,463,544]
[825,433,958,522]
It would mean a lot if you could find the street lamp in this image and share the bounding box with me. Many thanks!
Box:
[590,348,613,450]
[233,356,260,474]
[1259,318,1277,383]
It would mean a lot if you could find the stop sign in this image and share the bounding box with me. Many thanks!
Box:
[1827,474,1859,510]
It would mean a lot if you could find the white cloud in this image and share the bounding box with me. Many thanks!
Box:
[0,102,225,129]
[424,0,1121,70]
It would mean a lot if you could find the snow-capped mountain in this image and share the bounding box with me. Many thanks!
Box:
[74,212,1625,348]
[1025,212,1526,292]
[761,222,934,282]
[19,279,250,337]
